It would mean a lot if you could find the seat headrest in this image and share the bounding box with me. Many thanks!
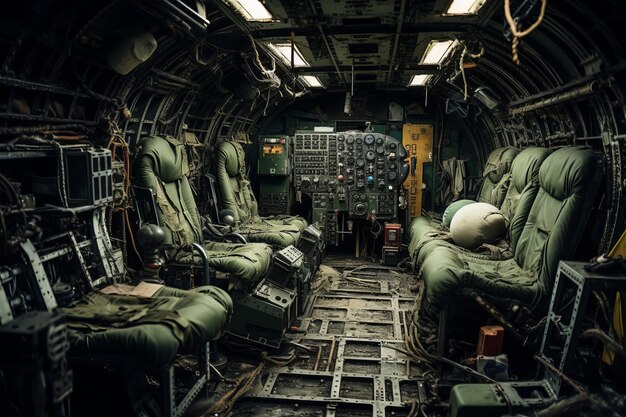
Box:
[510,147,552,192]
[136,136,188,182]
[539,146,601,201]
[483,146,521,183]
[218,141,242,177]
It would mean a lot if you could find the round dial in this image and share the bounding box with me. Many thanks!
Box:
[347,157,355,165]
[355,137,363,145]
[356,144,363,151]
[376,137,384,145]
[364,134,375,145]
[387,171,397,181]
[376,146,385,154]
[356,159,365,168]
[388,142,397,149]
[347,145,354,151]
[389,163,397,170]
[338,144,345,151]
[338,135,345,142]
[346,135,355,144]
[354,203,367,216]
[365,150,376,161]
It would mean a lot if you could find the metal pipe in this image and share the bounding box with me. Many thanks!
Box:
[509,81,597,115]
[386,0,405,89]
[307,0,347,90]
[191,242,210,285]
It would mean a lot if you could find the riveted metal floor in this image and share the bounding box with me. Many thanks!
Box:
[191,257,433,417]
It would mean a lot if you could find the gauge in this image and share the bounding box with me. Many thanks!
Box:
[356,144,363,151]
[338,144,345,151]
[388,142,397,149]
[347,145,354,151]
[389,163,397,170]
[356,137,363,145]
[338,135,345,142]
[376,137,384,145]
[366,150,375,161]
[356,159,365,168]
[364,134,375,145]
[376,146,385,154]
[388,171,397,181]
[346,135,355,144]
[347,157,355,165]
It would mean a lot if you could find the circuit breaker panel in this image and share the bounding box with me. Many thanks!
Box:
[402,124,433,222]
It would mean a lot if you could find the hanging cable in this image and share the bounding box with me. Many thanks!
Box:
[504,0,548,65]
[459,42,485,102]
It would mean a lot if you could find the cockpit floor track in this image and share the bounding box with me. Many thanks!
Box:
[186,257,432,417]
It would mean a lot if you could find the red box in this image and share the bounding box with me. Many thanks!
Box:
[384,223,402,247]
[477,325,505,356]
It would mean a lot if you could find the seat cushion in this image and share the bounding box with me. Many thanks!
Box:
[233,222,302,247]
[421,245,540,311]
[442,199,477,228]
[63,285,232,367]
[264,215,308,231]
[450,203,506,249]
[202,241,272,285]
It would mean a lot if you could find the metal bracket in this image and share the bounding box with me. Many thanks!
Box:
[20,240,57,311]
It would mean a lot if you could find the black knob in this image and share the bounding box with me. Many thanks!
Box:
[354,203,367,216]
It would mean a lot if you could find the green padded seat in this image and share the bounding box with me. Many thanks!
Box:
[134,136,272,286]
[63,285,232,367]
[408,147,520,267]
[477,146,521,207]
[418,146,602,316]
[410,147,550,267]
[215,140,307,247]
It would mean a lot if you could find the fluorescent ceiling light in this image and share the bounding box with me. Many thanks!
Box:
[226,0,273,21]
[445,0,487,15]
[300,75,324,88]
[420,39,458,65]
[268,43,310,67]
[408,74,432,86]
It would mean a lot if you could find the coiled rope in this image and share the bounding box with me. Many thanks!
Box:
[504,0,548,65]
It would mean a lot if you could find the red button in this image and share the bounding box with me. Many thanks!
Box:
[337,175,344,182]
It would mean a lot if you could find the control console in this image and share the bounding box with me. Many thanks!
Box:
[294,130,408,220]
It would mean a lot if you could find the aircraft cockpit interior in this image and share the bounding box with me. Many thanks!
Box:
[1,0,626,416]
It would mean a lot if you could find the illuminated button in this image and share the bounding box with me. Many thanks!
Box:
[367,175,374,184]
[337,175,345,182]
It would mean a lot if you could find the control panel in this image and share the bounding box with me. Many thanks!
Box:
[258,135,292,216]
[294,130,409,220]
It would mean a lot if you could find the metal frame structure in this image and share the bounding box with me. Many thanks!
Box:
[539,261,626,394]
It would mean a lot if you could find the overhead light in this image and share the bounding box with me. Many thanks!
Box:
[444,0,487,15]
[408,74,432,86]
[420,40,458,65]
[267,42,310,67]
[225,0,273,21]
[300,75,324,88]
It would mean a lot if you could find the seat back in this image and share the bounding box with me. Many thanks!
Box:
[477,146,521,207]
[134,135,203,246]
[501,147,552,252]
[215,140,259,224]
[514,146,602,297]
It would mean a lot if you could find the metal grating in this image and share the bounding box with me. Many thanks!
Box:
[229,259,425,417]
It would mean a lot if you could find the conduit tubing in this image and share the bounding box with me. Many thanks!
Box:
[509,81,597,115]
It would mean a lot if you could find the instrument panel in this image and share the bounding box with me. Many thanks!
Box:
[293,131,409,221]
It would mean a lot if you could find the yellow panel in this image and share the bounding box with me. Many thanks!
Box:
[402,124,434,222]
